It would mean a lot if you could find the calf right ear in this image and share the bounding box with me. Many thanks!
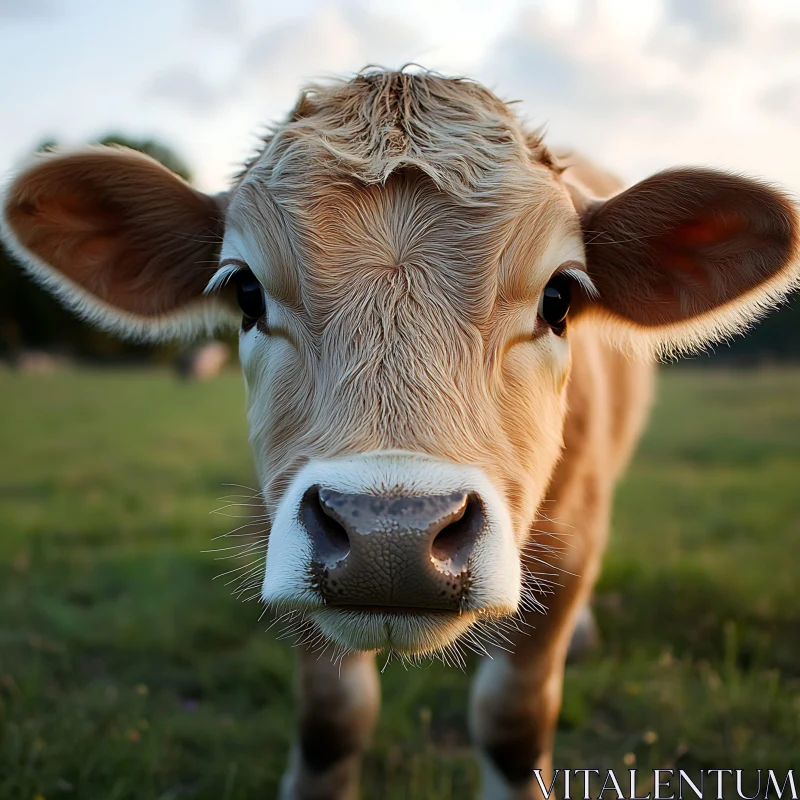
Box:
[577,168,800,357]
[1,146,239,341]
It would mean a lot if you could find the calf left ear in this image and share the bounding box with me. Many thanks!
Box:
[1,146,239,341]
[580,168,800,356]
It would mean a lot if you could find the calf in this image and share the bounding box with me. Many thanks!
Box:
[3,70,798,799]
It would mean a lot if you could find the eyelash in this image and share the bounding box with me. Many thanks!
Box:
[210,260,268,332]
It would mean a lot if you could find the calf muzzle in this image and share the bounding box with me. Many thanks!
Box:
[300,487,486,611]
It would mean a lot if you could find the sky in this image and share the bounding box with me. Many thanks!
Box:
[1,0,799,194]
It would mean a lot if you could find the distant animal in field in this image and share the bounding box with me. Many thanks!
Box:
[175,341,230,380]
[14,349,64,374]
[3,69,798,800]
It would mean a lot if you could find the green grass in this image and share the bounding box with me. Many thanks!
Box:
[1,366,799,799]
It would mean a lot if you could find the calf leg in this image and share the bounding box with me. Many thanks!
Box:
[280,648,380,800]
[469,610,580,799]
[470,508,608,799]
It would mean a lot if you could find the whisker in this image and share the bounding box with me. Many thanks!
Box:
[212,502,268,511]
[221,482,262,493]
[203,538,268,555]
[213,559,262,582]
[210,519,270,541]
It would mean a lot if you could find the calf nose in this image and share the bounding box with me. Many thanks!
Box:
[300,487,486,610]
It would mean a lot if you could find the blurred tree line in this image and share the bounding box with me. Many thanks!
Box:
[1,135,799,364]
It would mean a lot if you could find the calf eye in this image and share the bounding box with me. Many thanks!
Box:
[234,269,265,329]
[538,274,572,335]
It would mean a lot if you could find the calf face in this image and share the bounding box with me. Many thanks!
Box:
[3,71,798,658]
[210,151,590,652]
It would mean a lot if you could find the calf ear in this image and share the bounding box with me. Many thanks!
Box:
[1,146,239,341]
[580,168,800,356]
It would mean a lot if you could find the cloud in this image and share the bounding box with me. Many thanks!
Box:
[191,0,243,37]
[664,0,744,42]
[241,8,365,98]
[146,67,226,115]
[649,0,747,68]
[0,0,56,21]
[139,1,427,189]
[147,3,425,117]
[481,5,699,146]
[760,81,800,126]
[135,0,800,192]
[476,0,800,187]
[239,4,424,106]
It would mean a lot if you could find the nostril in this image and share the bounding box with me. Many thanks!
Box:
[431,493,484,573]
[301,486,350,565]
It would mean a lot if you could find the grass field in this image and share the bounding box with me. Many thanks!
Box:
[1,366,799,799]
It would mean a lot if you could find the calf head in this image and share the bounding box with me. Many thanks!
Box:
[4,71,798,656]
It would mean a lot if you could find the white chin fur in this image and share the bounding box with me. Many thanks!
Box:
[311,608,479,655]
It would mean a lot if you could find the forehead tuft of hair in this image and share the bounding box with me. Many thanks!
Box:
[238,68,556,200]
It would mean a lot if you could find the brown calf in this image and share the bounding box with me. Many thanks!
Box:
[3,70,798,799]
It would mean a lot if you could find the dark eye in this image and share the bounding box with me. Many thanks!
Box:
[234,269,265,329]
[538,274,572,335]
